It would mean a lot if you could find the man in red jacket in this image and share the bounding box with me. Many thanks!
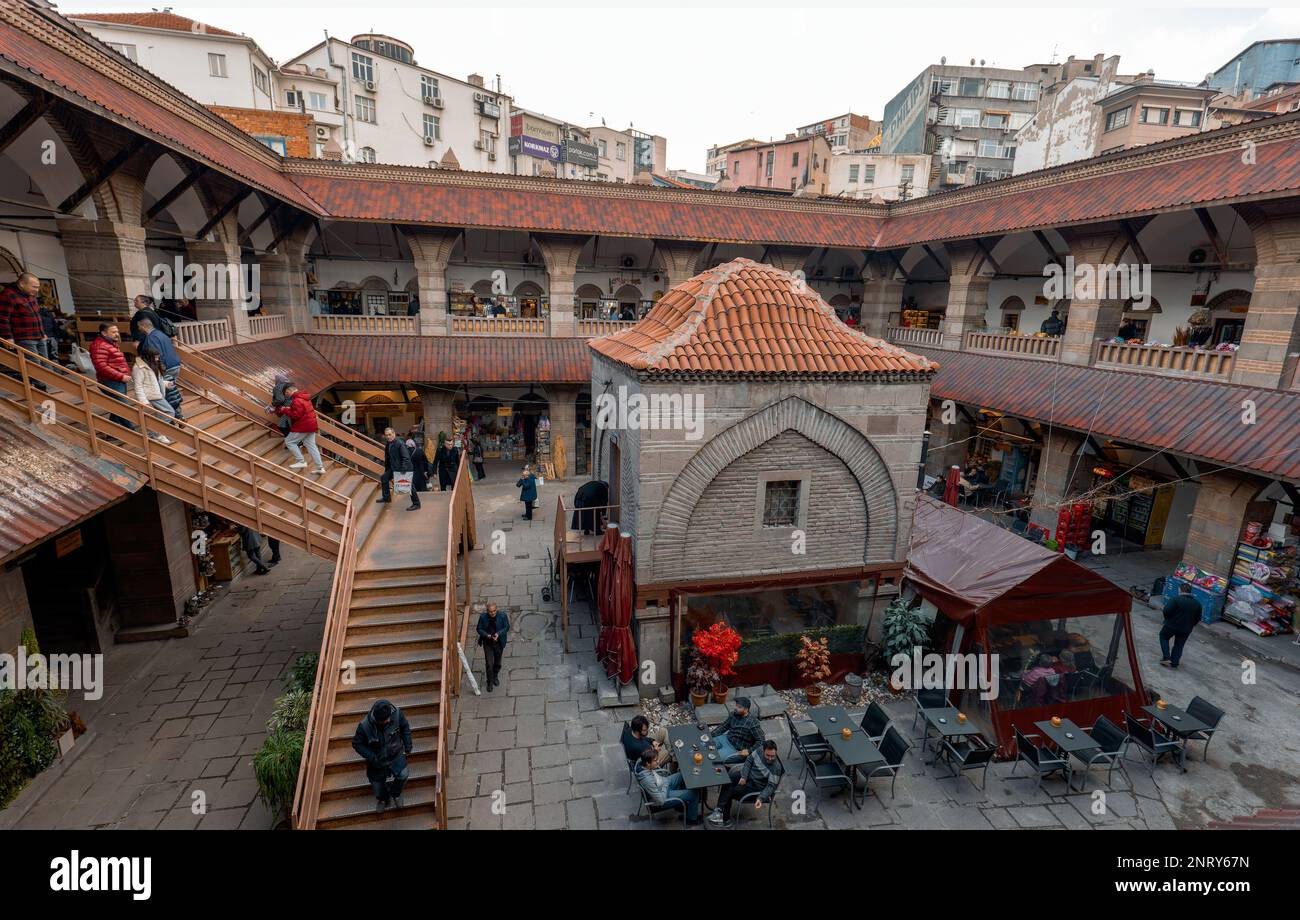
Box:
[89,322,135,431]
[274,385,325,474]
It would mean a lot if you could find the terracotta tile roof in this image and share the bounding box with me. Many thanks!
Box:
[0,409,145,565]
[0,4,322,212]
[69,12,239,38]
[210,334,593,388]
[914,346,1300,484]
[590,258,936,378]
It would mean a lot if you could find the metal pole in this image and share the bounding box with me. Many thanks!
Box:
[916,428,931,490]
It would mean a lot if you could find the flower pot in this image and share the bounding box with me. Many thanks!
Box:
[843,672,864,703]
[805,685,823,707]
[689,689,709,708]
[712,684,729,704]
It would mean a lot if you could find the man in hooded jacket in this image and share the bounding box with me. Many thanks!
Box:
[351,699,414,812]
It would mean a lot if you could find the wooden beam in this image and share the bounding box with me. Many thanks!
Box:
[1194,207,1229,266]
[974,237,1003,275]
[144,165,206,223]
[920,243,945,273]
[885,249,910,282]
[57,137,149,213]
[238,196,276,244]
[1032,230,1062,266]
[1280,481,1300,509]
[266,213,308,254]
[1166,454,1199,485]
[0,91,51,159]
[1119,218,1151,267]
[193,188,253,241]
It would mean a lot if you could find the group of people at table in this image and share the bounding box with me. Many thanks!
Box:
[621,698,782,827]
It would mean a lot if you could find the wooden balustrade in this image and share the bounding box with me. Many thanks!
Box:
[449,315,548,336]
[174,318,232,350]
[965,330,1062,361]
[439,453,476,830]
[248,313,290,339]
[1093,341,1236,381]
[310,314,418,335]
[576,318,636,337]
[885,325,944,348]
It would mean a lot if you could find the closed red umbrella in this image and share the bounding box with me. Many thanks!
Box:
[595,524,619,667]
[943,465,961,507]
[607,532,637,685]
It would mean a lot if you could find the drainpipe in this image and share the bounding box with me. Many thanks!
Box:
[324,32,352,162]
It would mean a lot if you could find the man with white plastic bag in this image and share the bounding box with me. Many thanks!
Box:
[377,426,420,511]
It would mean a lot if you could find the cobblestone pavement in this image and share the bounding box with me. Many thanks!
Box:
[1,549,331,831]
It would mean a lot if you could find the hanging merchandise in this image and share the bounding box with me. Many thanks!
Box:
[536,414,554,479]
[1223,526,1298,637]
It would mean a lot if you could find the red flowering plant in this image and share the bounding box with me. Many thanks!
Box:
[691,622,741,684]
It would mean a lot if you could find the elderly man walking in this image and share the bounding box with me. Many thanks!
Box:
[0,272,52,390]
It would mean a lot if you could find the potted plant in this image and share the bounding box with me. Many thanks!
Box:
[795,635,831,706]
[685,652,718,709]
[692,623,741,704]
[881,597,931,693]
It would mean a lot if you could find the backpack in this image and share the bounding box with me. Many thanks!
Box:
[156,314,178,338]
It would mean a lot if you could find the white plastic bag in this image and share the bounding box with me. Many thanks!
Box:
[394,472,413,495]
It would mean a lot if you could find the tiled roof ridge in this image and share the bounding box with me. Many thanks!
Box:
[67,11,240,38]
[638,260,732,369]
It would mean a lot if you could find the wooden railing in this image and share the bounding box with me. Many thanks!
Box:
[576,318,636,337]
[174,318,232,350]
[248,313,291,339]
[449,315,548,336]
[554,497,620,651]
[290,499,359,830]
[310,314,418,335]
[965,330,1062,361]
[1093,341,1236,381]
[885,325,944,348]
[176,344,385,478]
[439,452,476,829]
[0,339,353,559]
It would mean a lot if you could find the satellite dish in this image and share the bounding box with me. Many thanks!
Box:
[940,56,946,65]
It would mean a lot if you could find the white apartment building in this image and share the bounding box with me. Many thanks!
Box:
[827,153,932,201]
[287,34,510,171]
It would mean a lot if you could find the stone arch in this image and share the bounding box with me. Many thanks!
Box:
[141,150,215,238]
[576,284,603,301]
[358,275,390,291]
[613,284,641,303]
[650,395,900,581]
[1206,289,1251,312]
[514,280,544,298]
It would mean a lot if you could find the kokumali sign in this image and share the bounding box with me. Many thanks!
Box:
[508,135,561,161]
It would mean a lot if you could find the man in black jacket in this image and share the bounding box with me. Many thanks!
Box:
[377,426,420,510]
[1159,583,1202,669]
[476,602,510,691]
[351,699,413,812]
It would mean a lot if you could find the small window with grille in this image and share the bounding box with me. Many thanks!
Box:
[762,480,801,527]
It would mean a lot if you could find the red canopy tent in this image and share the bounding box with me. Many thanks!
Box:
[596,526,637,684]
[903,496,1147,757]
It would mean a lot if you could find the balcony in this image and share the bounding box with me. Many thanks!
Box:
[885,325,944,349]
[965,330,1061,361]
[449,315,548,336]
[174,319,232,351]
[248,313,291,340]
[1093,341,1236,383]
[311,314,418,335]
[576,318,637,337]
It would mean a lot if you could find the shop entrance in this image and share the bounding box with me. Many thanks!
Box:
[20,517,115,655]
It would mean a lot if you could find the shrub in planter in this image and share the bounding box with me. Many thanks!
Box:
[692,623,740,698]
[881,597,932,668]
[267,689,312,735]
[283,653,320,694]
[795,636,832,705]
[0,629,70,808]
[685,651,719,707]
[253,729,304,828]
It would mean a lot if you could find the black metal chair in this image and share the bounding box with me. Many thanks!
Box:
[783,709,830,765]
[1010,726,1070,790]
[631,766,689,827]
[797,743,856,813]
[1124,712,1185,775]
[861,725,911,800]
[1068,716,1128,791]
[911,686,948,739]
[860,700,891,745]
[1184,696,1225,762]
[730,756,785,830]
[938,734,995,789]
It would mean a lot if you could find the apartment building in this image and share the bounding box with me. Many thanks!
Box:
[721,135,832,194]
[795,113,879,153]
[1094,80,1216,155]
[1014,54,1144,173]
[1208,39,1300,97]
[705,138,761,179]
[881,60,1048,188]
[827,153,931,201]
[587,126,667,183]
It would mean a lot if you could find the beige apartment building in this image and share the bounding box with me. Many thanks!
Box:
[1095,80,1217,154]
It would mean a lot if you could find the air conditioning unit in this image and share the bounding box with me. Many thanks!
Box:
[621,255,635,269]
[423,136,436,147]
[474,92,485,102]
[473,140,486,150]
[363,80,376,92]
[487,152,497,161]
[431,96,444,109]
[314,125,329,141]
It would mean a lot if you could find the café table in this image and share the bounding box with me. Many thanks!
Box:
[1033,718,1098,757]
[666,723,733,810]
[919,706,982,763]
[1142,704,1208,770]
[807,705,885,809]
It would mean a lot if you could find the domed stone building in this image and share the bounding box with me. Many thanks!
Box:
[587,258,937,695]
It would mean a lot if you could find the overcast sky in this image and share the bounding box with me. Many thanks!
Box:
[65,2,1300,171]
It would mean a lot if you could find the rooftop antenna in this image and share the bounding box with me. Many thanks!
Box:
[1050,44,1060,64]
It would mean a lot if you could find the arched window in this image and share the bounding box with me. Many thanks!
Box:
[998,296,1024,331]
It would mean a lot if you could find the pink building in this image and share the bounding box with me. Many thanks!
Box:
[721,134,832,194]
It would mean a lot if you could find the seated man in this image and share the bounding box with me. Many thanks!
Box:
[620,714,671,769]
[710,696,764,765]
[634,747,701,825]
[707,740,784,826]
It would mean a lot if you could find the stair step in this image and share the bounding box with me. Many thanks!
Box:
[344,625,442,650]
[335,807,438,830]
[328,711,440,743]
[347,607,443,631]
[332,688,441,720]
[333,668,442,701]
[315,783,439,828]
[354,564,445,583]
[342,647,443,677]
[325,732,438,767]
[352,573,447,599]
[349,591,443,613]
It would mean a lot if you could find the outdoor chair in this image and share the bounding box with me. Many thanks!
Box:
[621,721,638,793]
[860,700,891,745]
[861,725,911,800]
[730,756,785,830]
[938,734,995,789]
[1010,726,1070,790]
[911,686,948,734]
[631,768,689,828]
[1068,716,1128,791]
[783,709,830,764]
[1124,712,1185,775]
[797,745,857,814]
[1184,696,1225,762]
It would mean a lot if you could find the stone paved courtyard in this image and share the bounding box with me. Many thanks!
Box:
[7,464,1299,831]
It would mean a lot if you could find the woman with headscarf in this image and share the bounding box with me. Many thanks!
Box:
[269,373,293,436]
[406,436,430,493]
[433,431,461,491]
